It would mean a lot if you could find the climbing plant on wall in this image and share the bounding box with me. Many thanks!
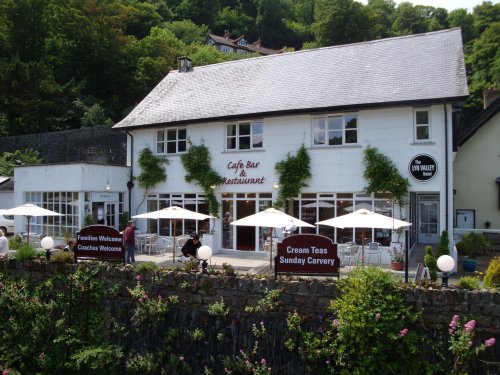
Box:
[180,141,223,218]
[274,144,311,210]
[362,146,410,206]
[136,147,169,214]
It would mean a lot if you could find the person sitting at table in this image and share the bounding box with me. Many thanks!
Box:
[63,240,76,252]
[179,233,202,262]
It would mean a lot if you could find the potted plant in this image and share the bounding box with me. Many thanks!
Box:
[456,232,493,272]
[388,243,405,271]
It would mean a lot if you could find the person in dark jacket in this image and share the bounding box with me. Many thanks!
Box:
[123,220,136,264]
[180,233,202,261]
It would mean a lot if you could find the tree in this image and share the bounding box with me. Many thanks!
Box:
[312,0,375,46]
[0,149,43,176]
[447,8,476,45]
[365,0,396,39]
[392,2,428,36]
[255,0,297,48]
[164,20,208,45]
[177,0,221,28]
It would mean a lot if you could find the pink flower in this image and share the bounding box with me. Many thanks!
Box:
[179,355,184,361]
[485,338,496,347]
[3,370,11,375]
[261,358,267,366]
[468,341,473,347]
[375,313,381,320]
[449,315,459,329]
[464,320,476,333]
[136,274,141,281]
[332,319,340,327]
[398,328,408,337]
[326,360,331,365]
[401,314,406,321]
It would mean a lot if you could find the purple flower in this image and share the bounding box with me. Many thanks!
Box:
[464,320,476,333]
[261,358,267,365]
[485,338,496,347]
[398,328,408,337]
[332,319,340,327]
[375,313,381,320]
[449,315,459,329]
[136,274,141,281]
[326,360,331,365]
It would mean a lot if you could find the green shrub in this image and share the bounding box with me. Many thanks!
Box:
[134,261,158,273]
[8,234,22,250]
[456,232,493,258]
[329,266,426,373]
[437,230,449,257]
[483,256,500,288]
[424,245,438,282]
[222,262,235,276]
[208,297,230,318]
[50,251,74,263]
[14,243,37,261]
[456,276,481,290]
[183,258,199,273]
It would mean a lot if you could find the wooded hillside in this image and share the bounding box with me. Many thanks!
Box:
[0,0,498,136]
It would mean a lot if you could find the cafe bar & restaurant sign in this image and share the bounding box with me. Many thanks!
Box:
[75,225,125,261]
[275,234,339,278]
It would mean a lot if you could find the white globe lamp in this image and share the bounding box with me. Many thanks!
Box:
[198,245,213,274]
[437,255,455,287]
[41,236,54,261]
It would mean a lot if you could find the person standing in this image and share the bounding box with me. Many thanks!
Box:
[123,220,136,264]
[223,212,232,247]
[180,233,202,261]
[0,229,9,255]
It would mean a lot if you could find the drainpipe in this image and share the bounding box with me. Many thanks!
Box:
[444,103,449,233]
[125,131,134,219]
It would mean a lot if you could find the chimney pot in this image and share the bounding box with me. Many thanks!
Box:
[177,56,192,73]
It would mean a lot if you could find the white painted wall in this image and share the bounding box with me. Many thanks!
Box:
[454,110,500,230]
[128,104,453,241]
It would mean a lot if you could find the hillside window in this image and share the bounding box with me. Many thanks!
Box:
[156,128,187,154]
[226,121,263,150]
[414,109,430,141]
[313,114,358,146]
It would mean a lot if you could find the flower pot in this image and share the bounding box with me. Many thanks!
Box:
[462,258,477,272]
[390,261,405,271]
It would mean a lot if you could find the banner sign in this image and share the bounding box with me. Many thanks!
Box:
[408,154,438,182]
[275,234,339,278]
[75,225,124,261]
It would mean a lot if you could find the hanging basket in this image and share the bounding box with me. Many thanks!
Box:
[390,261,405,271]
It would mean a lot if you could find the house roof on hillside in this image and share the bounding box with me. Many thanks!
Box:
[206,33,280,55]
[458,96,500,146]
[114,28,468,130]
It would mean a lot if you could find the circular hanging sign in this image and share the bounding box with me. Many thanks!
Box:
[408,154,438,182]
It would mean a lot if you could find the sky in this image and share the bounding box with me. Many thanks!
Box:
[359,0,499,12]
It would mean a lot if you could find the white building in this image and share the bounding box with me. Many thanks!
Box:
[113,29,468,253]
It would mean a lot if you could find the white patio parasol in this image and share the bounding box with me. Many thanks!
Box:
[344,203,385,212]
[132,206,213,262]
[316,209,412,263]
[5,204,63,243]
[230,207,315,269]
[301,201,335,208]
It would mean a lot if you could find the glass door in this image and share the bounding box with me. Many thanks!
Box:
[418,195,439,244]
[105,203,119,230]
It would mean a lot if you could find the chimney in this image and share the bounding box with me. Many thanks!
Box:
[483,88,500,109]
[224,29,230,39]
[252,38,262,48]
[177,56,192,73]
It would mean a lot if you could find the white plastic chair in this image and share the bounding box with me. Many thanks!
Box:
[365,242,382,265]
[341,242,358,266]
[144,234,158,255]
[158,236,174,255]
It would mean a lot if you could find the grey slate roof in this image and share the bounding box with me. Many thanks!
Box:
[114,28,468,130]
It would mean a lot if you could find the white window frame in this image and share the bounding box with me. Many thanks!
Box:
[226,121,263,151]
[313,113,358,146]
[156,127,187,155]
[414,108,431,142]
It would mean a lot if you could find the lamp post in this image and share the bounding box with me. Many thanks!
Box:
[41,236,54,261]
[437,255,455,288]
[198,245,213,274]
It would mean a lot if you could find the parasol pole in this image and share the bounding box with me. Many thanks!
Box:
[361,228,365,264]
[27,215,32,244]
[172,219,177,262]
[269,227,273,269]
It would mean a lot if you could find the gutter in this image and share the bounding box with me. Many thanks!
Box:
[444,103,449,233]
[125,131,134,219]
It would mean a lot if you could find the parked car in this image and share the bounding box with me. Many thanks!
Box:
[0,212,14,235]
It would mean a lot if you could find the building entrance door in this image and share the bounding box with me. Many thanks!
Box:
[418,195,440,244]
[236,200,256,251]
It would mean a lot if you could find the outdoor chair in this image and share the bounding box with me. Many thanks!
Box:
[365,242,382,265]
[144,234,158,255]
[341,242,358,266]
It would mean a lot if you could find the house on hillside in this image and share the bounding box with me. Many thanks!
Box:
[114,28,468,255]
[454,91,500,232]
[205,31,281,55]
